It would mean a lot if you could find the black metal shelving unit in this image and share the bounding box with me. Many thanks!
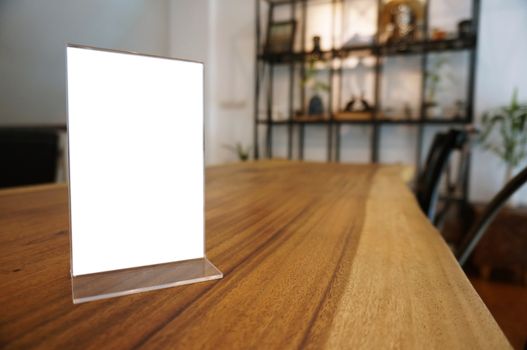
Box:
[254,0,480,179]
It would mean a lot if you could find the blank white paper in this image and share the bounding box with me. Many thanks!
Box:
[67,46,204,276]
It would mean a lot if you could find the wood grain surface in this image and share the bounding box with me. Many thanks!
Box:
[0,161,510,349]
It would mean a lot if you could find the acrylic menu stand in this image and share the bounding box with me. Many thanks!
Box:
[71,258,222,304]
[66,44,222,304]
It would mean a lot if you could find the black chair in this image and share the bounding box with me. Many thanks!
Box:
[416,129,468,221]
[0,128,59,188]
[457,165,527,266]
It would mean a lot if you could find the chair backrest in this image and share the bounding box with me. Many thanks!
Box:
[416,129,467,220]
[457,165,527,266]
[0,128,59,188]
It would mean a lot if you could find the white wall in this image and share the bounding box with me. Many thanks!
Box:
[470,0,527,203]
[168,0,215,164]
[168,0,254,165]
[168,0,209,63]
[207,0,255,164]
[0,0,170,125]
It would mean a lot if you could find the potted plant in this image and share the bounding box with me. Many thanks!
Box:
[223,143,251,162]
[303,61,330,116]
[302,36,329,117]
[424,55,447,118]
[479,88,527,205]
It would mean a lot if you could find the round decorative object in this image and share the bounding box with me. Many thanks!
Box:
[311,36,323,60]
[458,19,473,39]
[379,0,424,43]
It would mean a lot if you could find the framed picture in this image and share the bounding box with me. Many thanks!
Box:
[378,0,424,44]
[264,20,296,54]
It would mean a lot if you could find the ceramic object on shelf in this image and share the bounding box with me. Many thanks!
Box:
[308,95,324,116]
[425,103,442,118]
[458,19,473,39]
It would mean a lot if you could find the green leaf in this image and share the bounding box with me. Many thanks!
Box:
[478,88,527,167]
[518,112,527,130]
[511,87,519,110]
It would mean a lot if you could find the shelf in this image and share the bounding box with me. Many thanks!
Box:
[375,118,469,125]
[255,0,479,173]
[256,118,330,125]
[294,115,331,123]
[257,120,288,125]
[377,37,476,56]
[258,37,476,63]
[266,0,336,6]
[334,111,373,121]
[257,117,470,125]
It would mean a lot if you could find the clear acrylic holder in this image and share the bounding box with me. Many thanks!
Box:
[67,45,222,304]
[71,257,222,304]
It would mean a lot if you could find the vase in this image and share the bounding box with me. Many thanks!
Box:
[308,95,324,116]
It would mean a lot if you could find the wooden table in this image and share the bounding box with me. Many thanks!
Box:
[0,161,510,349]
